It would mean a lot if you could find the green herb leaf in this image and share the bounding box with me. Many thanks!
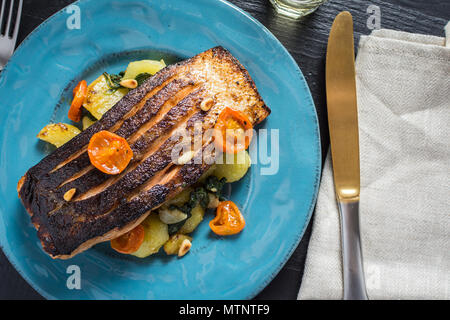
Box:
[135,72,152,86]
[109,73,122,86]
[167,178,227,235]
[205,176,227,196]
[190,187,209,208]
[103,72,124,91]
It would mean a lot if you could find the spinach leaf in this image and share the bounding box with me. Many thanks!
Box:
[205,176,227,196]
[135,72,152,86]
[190,187,209,208]
[103,72,124,91]
[166,179,227,235]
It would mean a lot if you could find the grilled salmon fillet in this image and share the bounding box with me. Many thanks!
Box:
[17,46,270,259]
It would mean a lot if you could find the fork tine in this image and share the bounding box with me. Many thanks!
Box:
[0,0,6,30]
[11,0,21,41]
[5,0,15,36]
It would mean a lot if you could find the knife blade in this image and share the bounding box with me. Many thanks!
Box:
[326,11,368,300]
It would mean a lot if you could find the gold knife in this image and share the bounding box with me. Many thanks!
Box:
[326,11,368,300]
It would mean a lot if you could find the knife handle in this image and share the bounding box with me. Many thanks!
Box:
[338,201,369,300]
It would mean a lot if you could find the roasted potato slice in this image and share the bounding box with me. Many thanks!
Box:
[123,59,166,80]
[37,123,81,148]
[213,150,251,183]
[131,214,169,258]
[163,234,192,255]
[166,187,192,207]
[179,205,205,234]
[83,75,128,120]
[82,115,96,130]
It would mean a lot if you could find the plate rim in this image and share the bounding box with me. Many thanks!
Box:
[0,0,322,300]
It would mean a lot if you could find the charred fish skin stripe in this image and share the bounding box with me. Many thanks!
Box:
[48,84,201,199]
[115,78,195,138]
[33,91,206,252]
[17,65,182,254]
[42,80,187,187]
[20,69,191,215]
[43,116,211,257]
[24,65,180,181]
[127,89,204,162]
[18,46,271,258]
[20,81,183,222]
[43,80,194,194]
[53,88,205,206]
[51,148,213,258]
[50,108,209,223]
[39,76,191,190]
[46,184,171,257]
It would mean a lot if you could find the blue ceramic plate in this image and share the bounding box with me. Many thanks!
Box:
[0,0,321,299]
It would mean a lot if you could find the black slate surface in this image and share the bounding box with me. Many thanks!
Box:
[0,0,448,300]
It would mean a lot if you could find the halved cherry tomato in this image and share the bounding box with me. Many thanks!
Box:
[68,80,87,122]
[209,200,245,236]
[213,107,253,154]
[72,80,83,96]
[111,224,145,254]
[88,130,133,175]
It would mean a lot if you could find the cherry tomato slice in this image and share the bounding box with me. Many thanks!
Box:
[68,80,87,122]
[72,80,83,96]
[209,200,245,236]
[111,224,145,254]
[213,107,253,154]
[88,130,133,175]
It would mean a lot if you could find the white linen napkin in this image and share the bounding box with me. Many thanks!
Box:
[298,26,450,300]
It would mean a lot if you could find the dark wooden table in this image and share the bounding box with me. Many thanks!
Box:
[0,0,448,300]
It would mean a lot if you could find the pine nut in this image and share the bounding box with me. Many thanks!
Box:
[63,188,77,201]
[200,97,214,111]
[177,150,195,165]
[120,79,138,89]
[178,239,192,257]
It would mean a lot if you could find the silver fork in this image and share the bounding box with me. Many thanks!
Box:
[0,0,23,70]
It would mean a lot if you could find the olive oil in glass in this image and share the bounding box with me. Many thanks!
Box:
[270,0,327,19]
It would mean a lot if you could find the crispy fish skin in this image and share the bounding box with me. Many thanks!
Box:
[18,46,270,259]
